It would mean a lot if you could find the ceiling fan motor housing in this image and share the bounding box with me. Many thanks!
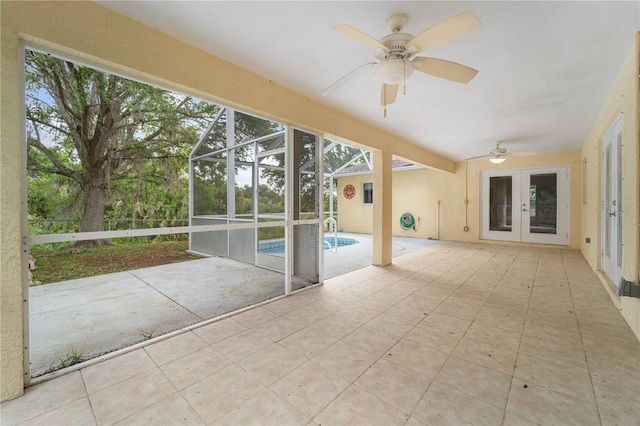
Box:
[375,32,415,85]
[490,141,507,156]
[379,33,414,57]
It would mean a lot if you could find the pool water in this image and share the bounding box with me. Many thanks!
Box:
[324,237,358,249]
[259,237,358,254]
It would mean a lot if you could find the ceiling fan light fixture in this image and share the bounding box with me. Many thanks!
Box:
[375,59,413,85]
[489,157,506,164]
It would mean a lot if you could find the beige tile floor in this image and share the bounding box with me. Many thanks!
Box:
[2,242,639,425]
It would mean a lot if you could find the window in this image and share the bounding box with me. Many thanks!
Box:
[362,182,373,204]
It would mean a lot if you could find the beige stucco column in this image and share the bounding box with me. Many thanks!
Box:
[372,150,393,266]
[1,15,27,401]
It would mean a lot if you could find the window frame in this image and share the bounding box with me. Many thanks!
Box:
[362,182,373,205]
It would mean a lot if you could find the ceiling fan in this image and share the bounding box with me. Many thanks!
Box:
[322,11,482,116]
[466,141,536,163]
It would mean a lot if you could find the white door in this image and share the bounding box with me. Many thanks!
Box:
[601,118,622,285]
[481,171,522,242]
[521,167,569,245]
[482,167,569,245]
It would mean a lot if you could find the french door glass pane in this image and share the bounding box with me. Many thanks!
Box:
[529,173,557,234]
[489,176,512,231]
[604,144,611,257]
[616,135,622,267]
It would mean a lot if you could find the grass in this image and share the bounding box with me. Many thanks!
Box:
[45,348,87,373]
[139,329,156,341]
[30,240,199,284]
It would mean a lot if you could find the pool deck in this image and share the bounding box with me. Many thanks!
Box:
[28,233,438,378]
[324,233,439,279]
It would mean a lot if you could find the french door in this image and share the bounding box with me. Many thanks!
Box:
[481,167,569,245]
[601,118,622,285]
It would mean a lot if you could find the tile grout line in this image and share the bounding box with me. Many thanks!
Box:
[561,250,604,426]
[435,244,525,420]
[170,347,235,426]
[296,242,468,423]
[503,246,540,425]
[78,369,99,426]
[404,243,522,423]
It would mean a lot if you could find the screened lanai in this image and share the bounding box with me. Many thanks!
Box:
[25,89,435,380]
[188,108,322,292]
[25,105,326,378]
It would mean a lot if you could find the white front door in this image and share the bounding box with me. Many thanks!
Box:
[482,167,569,245]
[601,118,622,285]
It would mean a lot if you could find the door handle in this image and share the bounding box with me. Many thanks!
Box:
[609,211,616,217]
[522,208,528,212]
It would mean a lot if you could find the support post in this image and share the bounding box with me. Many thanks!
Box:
[226,109,236,220]
[372,150,393,266]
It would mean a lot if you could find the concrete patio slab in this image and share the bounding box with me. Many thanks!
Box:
[28,234,437,377]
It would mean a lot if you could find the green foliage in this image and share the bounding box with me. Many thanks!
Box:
[25,50,218,234]
[25,50,366,236]
[46,348,87,373]
[258,227,285,241]
[530,182,558,227]
[258,184,284,214]
[139,330,156,341]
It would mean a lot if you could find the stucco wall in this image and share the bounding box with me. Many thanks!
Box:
[580,35,640,337]
[338,150,582,248]
[0,13,27,402]
[336,175,373,234]
[453,151,582,249]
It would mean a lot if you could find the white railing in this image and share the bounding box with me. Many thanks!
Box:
[324,217,338,252]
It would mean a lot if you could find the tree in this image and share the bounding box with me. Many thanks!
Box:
[25,50,218,245]
[324,141,367,174]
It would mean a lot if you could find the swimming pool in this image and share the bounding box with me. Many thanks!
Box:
[259,237,358,254]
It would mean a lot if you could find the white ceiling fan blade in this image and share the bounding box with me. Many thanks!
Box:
[332,24,389,52]
[405,11,482,55]
[465,154,491,161]
[413,57,478,83]
[380,84,399,106]
[322,62,376,97]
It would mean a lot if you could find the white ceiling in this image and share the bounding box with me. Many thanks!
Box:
[99,1,639,162]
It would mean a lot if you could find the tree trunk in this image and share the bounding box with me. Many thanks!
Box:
[76,170,110,247]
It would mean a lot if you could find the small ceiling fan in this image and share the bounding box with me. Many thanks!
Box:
[322,11,482,116]
[466,141,536,163]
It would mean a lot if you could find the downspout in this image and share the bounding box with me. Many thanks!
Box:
[436,200,441,240]
[464,160,469,232]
